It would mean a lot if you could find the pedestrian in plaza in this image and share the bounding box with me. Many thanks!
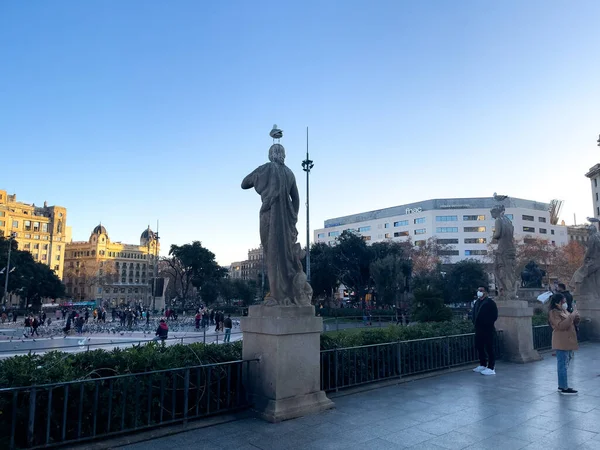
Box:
[548,293,579,395]
[154,319,169,342]
[210,309,215,325]
[223,314,233,343]
[13,311,18,323]
[195,311,201,330]
[31,317,40,337]
[214,311,221,332]
[84,310,89,323]
[146,309,150,326]
[472,286,498,376]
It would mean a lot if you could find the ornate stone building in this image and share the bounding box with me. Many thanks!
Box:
[64,225,162,308]
[0,189,68,279]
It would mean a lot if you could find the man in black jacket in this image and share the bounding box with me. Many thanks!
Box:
[472,286,498,376]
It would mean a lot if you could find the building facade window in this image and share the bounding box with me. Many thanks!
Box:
[436,227,458,233]
[464,238,487,244]
[362,236,371,241]
[436,215,458,222]
[463,215,485,221]
[439,250,459,256]
[522,215,534,221]
[465,250,488,256]
[464,226,486,232]
[414,240,426,246]
[384,233,391,238]
[523,226,535,233]
[384,223,390,228]
[414,228,426,235]
[317,233,325,239]
[394,220,408,227]
[328,231,339,237]
[33,222,40,231]
[394,231,409,237]
[437,238,459,244]
[540,228,547,234]
[12,220,18,229]
[24,220,31,231]
[414,217,426,224]
[42,223,48,233]
[551,229,555,235]
[358,226,371,232]
[539,217,547,223]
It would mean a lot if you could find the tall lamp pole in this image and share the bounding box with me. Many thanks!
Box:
[2,232,17,305]
[301,127,314,283]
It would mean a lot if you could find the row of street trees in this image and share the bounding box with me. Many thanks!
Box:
[0,237,65,310]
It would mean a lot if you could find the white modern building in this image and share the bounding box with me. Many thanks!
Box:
[314,197,569,263]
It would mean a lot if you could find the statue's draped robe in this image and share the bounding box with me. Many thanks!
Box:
[243,162,300,304]
[494,216,517,298]
[571,233,600,295]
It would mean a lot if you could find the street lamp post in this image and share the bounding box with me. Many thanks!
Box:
[301,127,314,283]
[2,232,17,305]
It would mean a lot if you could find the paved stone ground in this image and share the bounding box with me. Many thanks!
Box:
[117,343,600,450]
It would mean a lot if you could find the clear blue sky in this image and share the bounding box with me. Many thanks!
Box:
[1,1,599,265]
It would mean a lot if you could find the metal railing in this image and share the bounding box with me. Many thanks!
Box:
[0,359,257,449]
[532,325,552,351]
[320,331,504,392]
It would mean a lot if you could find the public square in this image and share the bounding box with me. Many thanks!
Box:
[116,344,600,450]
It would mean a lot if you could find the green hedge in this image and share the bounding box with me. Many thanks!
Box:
[319,307,396,318]
[0,341,243,389]
[320,320,475,350]
[532,312,549,326]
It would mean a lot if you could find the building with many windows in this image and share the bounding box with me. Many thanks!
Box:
[64,225,161,308]
[314,197,569,263]
[0,189,68,279]
[586,163,600,225]
[228,246,265,281]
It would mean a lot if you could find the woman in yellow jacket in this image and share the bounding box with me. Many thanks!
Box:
[548,293,580,395]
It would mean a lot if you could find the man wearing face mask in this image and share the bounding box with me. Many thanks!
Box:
[472,286,498,375]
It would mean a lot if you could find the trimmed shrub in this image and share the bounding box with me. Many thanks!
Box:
[320,320,475,350]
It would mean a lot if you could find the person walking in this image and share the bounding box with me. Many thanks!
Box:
[548,293,579,395]
[223,314,233,343]
[31,317,40,337]
[472,286,498,376]
[195,311,201,330]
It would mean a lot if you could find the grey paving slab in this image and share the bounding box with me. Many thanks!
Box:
[115,343,600,450]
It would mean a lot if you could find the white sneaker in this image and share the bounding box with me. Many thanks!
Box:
[481,368,496,376]
[473,365,486,373]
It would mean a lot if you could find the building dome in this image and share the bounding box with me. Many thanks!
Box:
[141,228,155,241]
[92,224,107,235]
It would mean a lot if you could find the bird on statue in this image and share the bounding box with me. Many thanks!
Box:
[269,124,283,140]
[493,192,509,202]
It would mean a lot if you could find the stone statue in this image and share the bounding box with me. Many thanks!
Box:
[491,204,517,299]
[241,126,313,306]
[570,225,600,296]
[520,260,545,288]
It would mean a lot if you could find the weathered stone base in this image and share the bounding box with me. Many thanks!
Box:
[242,305,334,423]
[496,299,542,363]
[252,391,334,423]
[574,294,600,341]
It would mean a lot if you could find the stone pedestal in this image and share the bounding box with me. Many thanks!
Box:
[574,294,600,341]
[495,299,541,363]
[241,305,334,422]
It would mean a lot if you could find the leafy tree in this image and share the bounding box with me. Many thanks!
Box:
[332,231,374,302]
[410,237,451,276]
[555,241,585,287]
[200,280,220,306]
[163,241,225,309]
[411,287,453,322]
[0,237,65,310]
[446,259,488,304]
[307,243,339,302]
[370,254,411,307]
[232,279,257,306]
[218,278,236,306]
